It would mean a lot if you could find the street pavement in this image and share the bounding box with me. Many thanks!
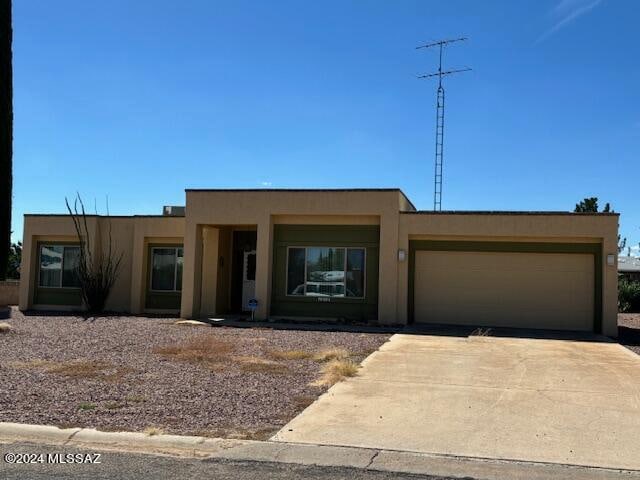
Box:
[0,442,454,480]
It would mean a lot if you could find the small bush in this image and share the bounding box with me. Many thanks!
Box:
[619,278,640,313]
[311,359,359,387]
[313,348,350,362]
[78,402,96,411]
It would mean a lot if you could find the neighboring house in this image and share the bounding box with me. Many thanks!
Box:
[19,189,620,336]
[618,256,640,282]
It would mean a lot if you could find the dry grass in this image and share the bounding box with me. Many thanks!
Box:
[313,348,350,362]
[235,356,288,375]
[311,359,359,387]
[268,349,313,361]
[471,327,493,337]
[10,359,52,369]
[153,335,234,366]
[125,395,146,404]
[47,360,112,378]
[143,426,163,436]
[10,359,133,382]
[292,394,317,410]
[0,322,11,333]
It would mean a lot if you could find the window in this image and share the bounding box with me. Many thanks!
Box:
[38,245,81,288]
[286,247,366,298]
[150,247,183,292]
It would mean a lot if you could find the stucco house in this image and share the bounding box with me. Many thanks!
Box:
[19,188,620,336]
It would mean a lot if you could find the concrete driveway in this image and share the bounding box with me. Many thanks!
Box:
[273,333,640,470]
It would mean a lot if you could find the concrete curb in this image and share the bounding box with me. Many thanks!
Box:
[1,422,639,480]
[0,423,81,445]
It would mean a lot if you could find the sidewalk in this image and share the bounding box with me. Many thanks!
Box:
[1,422,638,480]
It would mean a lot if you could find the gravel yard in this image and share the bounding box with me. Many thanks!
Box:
[618,313,640,356]
[0,310,390,439]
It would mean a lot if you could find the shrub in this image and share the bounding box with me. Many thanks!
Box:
[311,359,359,387]
[66,194,123,315]
[619,278,640,313]
[313,348,350,362]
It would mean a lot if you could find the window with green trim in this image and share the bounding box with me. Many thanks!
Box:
[150,247,183,292]
[286,247,365,298]
[38,245,81,288]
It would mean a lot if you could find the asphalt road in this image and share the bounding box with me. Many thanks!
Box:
[0,442,457,480]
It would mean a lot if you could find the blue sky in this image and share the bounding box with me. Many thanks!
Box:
[11,0,640,252]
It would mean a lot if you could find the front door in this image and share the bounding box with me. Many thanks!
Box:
[241,250,256,311]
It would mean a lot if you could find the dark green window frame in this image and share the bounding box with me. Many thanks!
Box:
[34,241,83,307]
[285,246,367,299]
[145,243,183,311]
[149,246,184,292]
[271,225,379,321]
[37,243,81,289]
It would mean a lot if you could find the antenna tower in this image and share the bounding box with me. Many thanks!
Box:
[417,37,470,211]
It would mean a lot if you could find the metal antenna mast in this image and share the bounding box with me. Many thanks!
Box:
[417,37,470,211]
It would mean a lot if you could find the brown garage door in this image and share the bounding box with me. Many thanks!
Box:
[414,250,594,331]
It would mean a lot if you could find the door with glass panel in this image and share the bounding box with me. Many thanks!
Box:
[241,250,256,311]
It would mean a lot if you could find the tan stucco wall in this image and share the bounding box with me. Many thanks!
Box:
[20,192,618,337]
[398,213,619,336]
[181,190,405,321]
[20,215,184,313]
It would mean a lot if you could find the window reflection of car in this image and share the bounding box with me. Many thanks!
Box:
[305,282,345,297]
[322,271,344,282]
[291,282,361,297]
[308,270,345,282]
[291,284,306,295]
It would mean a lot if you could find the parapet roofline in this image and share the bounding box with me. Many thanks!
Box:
[185,188,405,192]
[24,214,185,218]
[185,188,417,211]
[402,210,620,216]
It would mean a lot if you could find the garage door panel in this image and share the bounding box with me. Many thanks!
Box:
[414,251,594,331]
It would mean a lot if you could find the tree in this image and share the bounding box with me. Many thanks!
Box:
[66,195,123,315]
[6,240,19,278]
[574,197,626,253]
[574,197,600,213]
[618,236,627,255]
[0,1,13,282]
